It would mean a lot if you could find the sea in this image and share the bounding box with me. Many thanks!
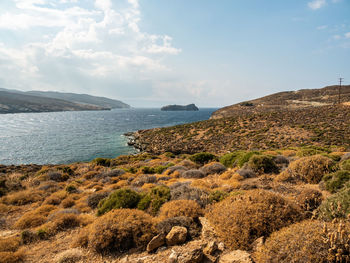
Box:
[0,108,217,165]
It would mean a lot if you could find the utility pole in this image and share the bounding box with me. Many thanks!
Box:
[338,77,343,104]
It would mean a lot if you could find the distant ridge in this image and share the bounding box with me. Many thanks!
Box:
[27,90,130,109]
[211,85,350,119]
[0,88,129,114]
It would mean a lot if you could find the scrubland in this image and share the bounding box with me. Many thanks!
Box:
[1,145,350,262]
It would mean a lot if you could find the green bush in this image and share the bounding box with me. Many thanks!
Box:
[296,146,331,157]
[141,164,174,175]
[97,189,141,216]
[247,155,279,174]
[323,170,350,193]
[236,151,260,168]
[341,159,350,171]
[137,186,171,215]
[219,151,245,168]
[317,185,350,221]
[66,185,77,193]
[209,190,229,203]
[140,166,156,174]
[189,152,217,165]
[93,158,111,167]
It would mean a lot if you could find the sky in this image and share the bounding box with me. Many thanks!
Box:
[0,0,349,107]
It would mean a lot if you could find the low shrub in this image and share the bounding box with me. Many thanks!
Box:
[0,250,25,263]
[170,183,209,207]
[220,152,244,168]
[341,159,350,171]
[323,170,350,193]
[199,162,227,175]
[205,189,304,250]
[14,205,56,229]
[97,189,141,216]
[236,151,261,168]
[93,158,111,167]
[295,189,323,212]
[61,197,75,208]
[137,186,170,215]
[254,220,350,263]
[88,209,155,253]
[189,152,217,165]
[0,236,21,252]
[48,171,68,182]
[275,155,334,184]
[317,185,350,221]
[87,192,109,209]
[209,190,229,203]
[1,190,43,205]
[158,200,203,219]
[296,145,331,157]
[66,185,77,194]
[247,155,279,174]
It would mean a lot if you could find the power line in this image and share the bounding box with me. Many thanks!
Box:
[338,77,343,104]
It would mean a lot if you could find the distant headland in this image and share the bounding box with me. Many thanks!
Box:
[161,103,199,111]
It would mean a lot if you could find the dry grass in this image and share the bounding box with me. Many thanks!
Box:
[87,209,155,253]
[1,190,44,205]
[254,220,350,263]
[206,189,305,250]
[0,236,21,252]
[275,155,333,184]
[0,250,25,263]
[13,205,56,229]
[158,200,203,219]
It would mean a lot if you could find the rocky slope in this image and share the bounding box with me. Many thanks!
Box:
[211,85,350,119]
[128,104,350,155]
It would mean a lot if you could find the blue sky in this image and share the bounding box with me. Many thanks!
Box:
[0,0,349,107]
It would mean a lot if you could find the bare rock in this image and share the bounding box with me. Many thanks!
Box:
[251,236,264,253]
[166,226,188,246]
[199,217,217,240]
[169,250,178,263]
[219,250,252,263]
[177,248,203,263]
[203,241,218,256]
[147,234,165,252]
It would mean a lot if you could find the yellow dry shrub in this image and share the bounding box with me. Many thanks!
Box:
[39,213,81,235]
[158,200,203,219]
[1,190,43,205]
[206,189,305,250]
[61,197,75,208]
[83,171,99,180]
[263,150,278,156]
[219,169,240,180]
[254,220,350,263]
[14,205,56,229]
[87,209,155,253]
[0,236,21,252]
[0,204,10,213]
[141,183,155,191]
[0,250,25,263]
[280,150,296,157]
[275,155,333,184]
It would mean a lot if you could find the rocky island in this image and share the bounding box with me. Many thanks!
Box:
[161,104,199,111]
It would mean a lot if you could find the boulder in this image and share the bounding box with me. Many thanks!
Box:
[200,163,227,176]
[147,234,165,252]
[203,241,218,256]
[166,226,188,246]
[219,250,252,263]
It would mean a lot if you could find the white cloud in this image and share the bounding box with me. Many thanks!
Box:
[0,0,181,101]
[345,32,350,39]
[308,0,327,10]
[317,25,328,30]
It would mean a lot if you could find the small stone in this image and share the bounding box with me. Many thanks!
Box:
[177,248,203,263]
[147,234,165,252]
[251,236,264,253]
[218,242,225,251]
[203,241,218,256]
[219,250,252,263]
[169,250,178,263]
[166,226,187,246]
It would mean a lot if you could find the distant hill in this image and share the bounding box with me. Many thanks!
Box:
[161,104,199,111]
[0,91,109,114]
[27,91,130,109]
[211,85,350,119]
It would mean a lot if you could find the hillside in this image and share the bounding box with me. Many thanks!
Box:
[128,104,350,154]
[27,91,130,109]
[211,85,350,119]
[0,91,109,114]
[161,104,199,111]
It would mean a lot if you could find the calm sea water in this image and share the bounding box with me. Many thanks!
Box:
[0,108,216,165]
